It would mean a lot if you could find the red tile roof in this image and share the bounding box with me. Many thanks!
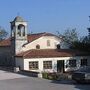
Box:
[16,49,90,58]
[27,32,56,42]
[0,38,11,46]
[0,32,56,46]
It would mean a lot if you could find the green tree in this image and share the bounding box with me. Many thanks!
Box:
[0,26,8,40]
[71,38,90,52]
[57,28,90,52]
[57,28,79,47]
[63,28,79,44]
[70,32,90,52]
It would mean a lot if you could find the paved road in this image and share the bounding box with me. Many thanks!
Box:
[0,70,89,90]
[0,70,27,80]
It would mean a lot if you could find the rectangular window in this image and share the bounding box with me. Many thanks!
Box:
[29,61,38,70]
[81,59,87,66]
[47,40,50,46]
[69,59,76,67]
[43,61,52,69]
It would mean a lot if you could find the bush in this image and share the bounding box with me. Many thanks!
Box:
[42,72,69,80]
[42,72,58,80]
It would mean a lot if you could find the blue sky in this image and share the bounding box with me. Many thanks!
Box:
[0,0,90,36]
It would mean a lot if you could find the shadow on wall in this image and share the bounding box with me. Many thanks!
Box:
[0,54,12,66]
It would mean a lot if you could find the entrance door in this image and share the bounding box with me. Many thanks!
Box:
[57,60,64,73]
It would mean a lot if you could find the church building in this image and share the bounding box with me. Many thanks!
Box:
[0,16,90,73]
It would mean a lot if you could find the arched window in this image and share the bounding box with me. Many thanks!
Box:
[18,24,25,36]
[36,44,40,49]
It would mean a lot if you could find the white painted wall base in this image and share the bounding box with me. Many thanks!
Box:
[14,67,20,72]
[38,73,42,78]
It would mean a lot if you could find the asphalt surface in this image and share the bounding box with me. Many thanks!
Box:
[0,70,90,90]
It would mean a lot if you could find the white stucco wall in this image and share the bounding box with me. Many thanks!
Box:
[15,40,27,54]
[16,56,90,73]
[23,57,74,72]
[24,58,58,72]
[22,36,61,51]
[23,56,90,72]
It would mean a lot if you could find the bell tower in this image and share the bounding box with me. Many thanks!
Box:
[10,16,28,54]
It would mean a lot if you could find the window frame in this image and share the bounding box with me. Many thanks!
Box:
[81,59,87,66]
[43,61,52,69]
[29,61,38,70]
[69,59,76,67]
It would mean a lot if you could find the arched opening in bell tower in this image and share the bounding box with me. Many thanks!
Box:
[18,24,25,36]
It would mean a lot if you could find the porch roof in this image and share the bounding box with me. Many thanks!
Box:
[16,49,90,58]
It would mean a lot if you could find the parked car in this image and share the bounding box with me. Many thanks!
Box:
[72,66,90,83]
